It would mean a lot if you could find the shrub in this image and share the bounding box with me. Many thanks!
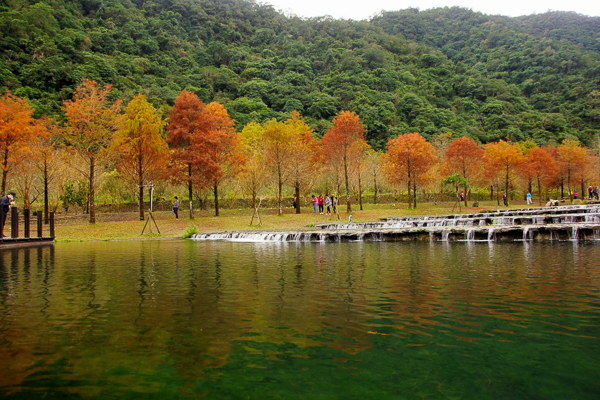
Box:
[182,224,199,238]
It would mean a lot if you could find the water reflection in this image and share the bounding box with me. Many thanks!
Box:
[1,241,599,398]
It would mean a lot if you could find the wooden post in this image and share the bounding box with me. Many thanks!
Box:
[11,207,18,238]
[24,208,30,238]
[0,206,4,238]
[37,211,43,238]
[49,211,55,238]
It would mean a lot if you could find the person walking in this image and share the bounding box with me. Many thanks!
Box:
[318,195,324,214]
[503,191,508,206]
[594,187,599,201]
[574,191,578,200]
[172,196,179,219]
[0,191,16,237]
[526,191,532,205]
[588,186,593,200]
[325,194,331,215]
[311,195,318,213]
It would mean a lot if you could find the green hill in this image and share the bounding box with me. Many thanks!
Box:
[1,0,599,148]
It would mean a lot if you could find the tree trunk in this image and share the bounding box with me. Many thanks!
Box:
[568,167,572,203]
[358,173,363,211]
[413,182,417,208]
[505,163,510,206]
[138,156,144,221]
[496,185,500,206]
[89,157,96,224]
[537,175,542,206]
[44,160,49,224]
[407,165,412,208]
[1,148,8,194]
[373,172,378,204]
[344,154,351,213]
[490,185,494,201]
[560,179,564,199]
[188,163,193,219]
[295,181,301,214]
[277,163,283,215]
[214,182,219,217]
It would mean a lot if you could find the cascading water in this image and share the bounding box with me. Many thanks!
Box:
[570,226,579,241]
[192,204,600,244]
[465,230,475,241]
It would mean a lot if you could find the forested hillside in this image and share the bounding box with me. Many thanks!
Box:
[1,0,599,149]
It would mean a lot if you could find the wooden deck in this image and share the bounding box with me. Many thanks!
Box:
[0,237,54,250]
[0,208,55,250]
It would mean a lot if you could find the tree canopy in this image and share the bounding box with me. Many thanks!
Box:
[1,1,598,149]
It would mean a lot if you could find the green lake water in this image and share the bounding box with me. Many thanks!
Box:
[1,240,599,399]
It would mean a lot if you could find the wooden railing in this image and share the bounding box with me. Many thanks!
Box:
[0,208,55,240]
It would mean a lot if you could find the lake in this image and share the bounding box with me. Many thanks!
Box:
[1,240,599,399]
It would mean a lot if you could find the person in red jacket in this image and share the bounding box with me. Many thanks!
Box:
[318,195,324,214]
[311,195,318,213]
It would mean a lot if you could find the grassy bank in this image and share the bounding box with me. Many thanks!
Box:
[52,200,537,242]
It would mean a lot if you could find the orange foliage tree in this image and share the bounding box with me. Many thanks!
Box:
[518,145,557,205]
[37,117,60,223]
[285,111,318,214]
[11,119,50,208]
[239,122,268,211]
[199,102,245,217]
[483,140,523,205]
[384,133,437,208]
[262,119,294,215]
[167,90,208,219]
[0,93,41,194]
[112,94,167,220]
[62,79,121,223]
[556,138,587,201]
[443,136,483,206]
[321,111,367,213]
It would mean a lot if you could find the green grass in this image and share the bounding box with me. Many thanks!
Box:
[53,200,532,242]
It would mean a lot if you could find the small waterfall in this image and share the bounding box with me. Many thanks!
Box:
[479,219,486,226]
[550,230,558,241]
[523,226,532,241]
[487,228,496,242]
[465,229,475,241]
[441,231,450,241]
[594,230,600,240]
[570,226,579,241]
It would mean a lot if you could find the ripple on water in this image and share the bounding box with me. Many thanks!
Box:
[1,241,600,398]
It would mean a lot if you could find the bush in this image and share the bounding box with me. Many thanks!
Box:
[182,224,199,238]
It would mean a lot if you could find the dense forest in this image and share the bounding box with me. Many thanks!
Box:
[1,0,599,150]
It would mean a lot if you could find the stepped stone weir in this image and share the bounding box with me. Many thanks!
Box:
[191,205,600,243]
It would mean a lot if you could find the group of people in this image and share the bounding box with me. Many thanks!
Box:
[587,186,600,200]
[311,194,338,215]
[524,186,600,205]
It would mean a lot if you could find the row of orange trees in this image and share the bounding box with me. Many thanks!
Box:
[2,80,597,223]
